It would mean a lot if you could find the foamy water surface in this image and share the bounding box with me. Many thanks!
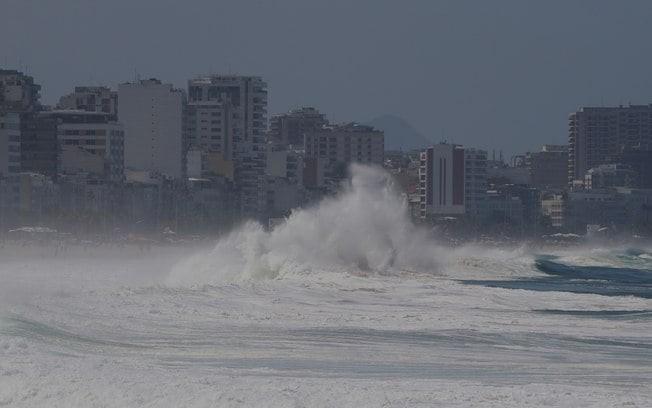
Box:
[1,166,651,407]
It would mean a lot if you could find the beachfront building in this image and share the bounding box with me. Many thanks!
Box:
[118,79,184,179]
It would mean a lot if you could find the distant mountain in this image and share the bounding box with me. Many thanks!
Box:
[365,114,432,151]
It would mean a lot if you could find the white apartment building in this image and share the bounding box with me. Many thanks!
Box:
[118,79,184,179]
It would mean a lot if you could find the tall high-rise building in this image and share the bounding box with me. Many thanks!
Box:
[187,75,268,218]
[419,144,465,217]
[464,148,487,219]
[118,79,184,179]
[569,105,652,185]
[419,144,489,219]
[58,86,118,119]
[269,107,327,147]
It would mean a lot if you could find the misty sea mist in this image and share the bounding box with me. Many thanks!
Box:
[1,166,651,407]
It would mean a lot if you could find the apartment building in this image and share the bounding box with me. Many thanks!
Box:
[304,123,384,188]
[118,79,184,179]
[569,105,652,185]
[186,75,268,219]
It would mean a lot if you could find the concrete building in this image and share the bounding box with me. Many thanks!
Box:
[264,176,300,219]
[585,164,638,190]
[58,86,118,119]
[565,188,652,232]
[187,75,268,219]
[1,70,42,180]
[184,94,235,179]
[42,110,124,183]
[0,112,21,178]
[496,184,541,227]
[14,172,59,216]
[487,161,531,185]
[618,149,652,189]
[569,105,652,185]
[269,107,327,147]
[0,69,41,112]
[464,148,487,219]
[484,190,524,226]
[526,145,568,190]
[20,113,58,179]
[266,147,304,185]
[183,177,236,232]
[419,144,465,217]
[541,193,564,228]
[304,123,384,188]
[118,79,184,179]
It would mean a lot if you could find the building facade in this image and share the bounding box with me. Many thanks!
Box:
[187,75,268,219]
[585,164,638,190]
[304,123,384,188]
[541,193,564,228]
[419,144,465,217]
[118,79,184,179]
[20,113,58,179]
[464,148,487,219]
[42,110,124,183]
[0,69,41,113]
[0,112,21,178]
[526,145,568,190]
[569,105,652,185]
[565,188,652,232]
[269,107,327,147]
[58,86,118,119]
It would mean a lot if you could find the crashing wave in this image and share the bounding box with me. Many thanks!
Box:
[167,165,441,286]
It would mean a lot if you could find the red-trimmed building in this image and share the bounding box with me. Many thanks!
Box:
[419,144,466,218]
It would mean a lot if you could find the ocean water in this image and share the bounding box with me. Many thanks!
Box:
[1,166,651,407]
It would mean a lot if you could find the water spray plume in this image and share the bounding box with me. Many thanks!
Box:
[167,165,440,286]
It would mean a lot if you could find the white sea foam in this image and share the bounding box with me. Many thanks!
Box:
[167,165,442,286]
[2,166,652,407]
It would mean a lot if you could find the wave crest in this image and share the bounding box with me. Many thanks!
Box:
[167,165,440,286]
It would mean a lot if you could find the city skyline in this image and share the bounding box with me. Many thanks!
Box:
[5,0,652,156]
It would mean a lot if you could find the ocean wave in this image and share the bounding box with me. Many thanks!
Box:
[167,165,443,287]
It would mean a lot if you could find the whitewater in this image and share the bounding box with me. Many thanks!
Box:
[1,165,651,407]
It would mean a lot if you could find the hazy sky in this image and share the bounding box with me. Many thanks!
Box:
[3,0,652,156]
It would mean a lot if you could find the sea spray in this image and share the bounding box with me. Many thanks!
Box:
[167,165,442,286]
